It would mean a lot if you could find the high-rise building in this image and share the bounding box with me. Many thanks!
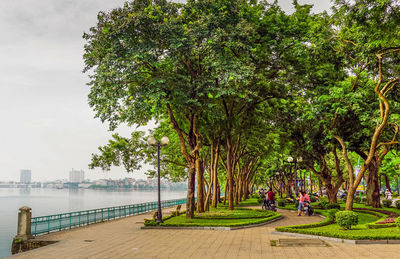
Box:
[69,169,85,183]
[20,169,31,184]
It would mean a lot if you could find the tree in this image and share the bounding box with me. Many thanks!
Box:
[331,0,400,210]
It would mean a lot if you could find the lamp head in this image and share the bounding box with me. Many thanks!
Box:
[160,136,170,146]
[147,137,157,146]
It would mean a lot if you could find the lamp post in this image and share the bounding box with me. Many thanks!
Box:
[287,156,302,196]
[147,136,170,223]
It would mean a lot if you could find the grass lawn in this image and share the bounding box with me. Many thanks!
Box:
[144,198,281,227]
[276,205,400,240]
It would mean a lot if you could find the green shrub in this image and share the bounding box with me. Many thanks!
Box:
[396,217,400,229]
[295,200,299,208]
[362,197,367,203]
[277,199,286,207]
[395,200,400,209]
[310,196,317,203]
[250,194,259,199]
[319,200,329,209]
[335,211,359,230]
[257,197,264,204]
[382,199,392,207]
[328,209,340,222]
[354,197,361,203]
[326,203,341,209]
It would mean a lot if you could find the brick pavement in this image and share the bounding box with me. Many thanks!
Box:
[9,207,400,259]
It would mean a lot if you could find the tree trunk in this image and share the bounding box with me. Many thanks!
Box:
[212,139,220,208]
[243,180,249,200]
[226,135,234,210]
[186,166,196,218]
[345,185,356,210]
[204,168,213,212]
[196,160,205,212]
[383,173,391,192]
[366,158,381,208]
[217,183,221,202]
[223,182,227,205]
[325,183,338,203]
[319,179,323,197]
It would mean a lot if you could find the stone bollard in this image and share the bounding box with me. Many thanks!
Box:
[11,206,33,254]
[16,206,33,241]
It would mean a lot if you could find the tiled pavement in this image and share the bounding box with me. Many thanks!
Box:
[9,207,400,259]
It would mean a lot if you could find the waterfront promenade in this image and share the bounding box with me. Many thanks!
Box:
[9,207,400,259]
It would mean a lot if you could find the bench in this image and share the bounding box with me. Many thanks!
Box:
[170,205,182,216]
[144,211,158,223]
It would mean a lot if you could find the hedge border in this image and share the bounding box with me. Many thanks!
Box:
[275,210,400,240]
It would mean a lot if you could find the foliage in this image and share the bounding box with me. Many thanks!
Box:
[396,217,400,229]
[310,196,318,203]
[318,200,329,209]
[89,132,146,173]
[354,197,361,204]
[395,200,400,209]
[326,203,341,210]
[328,209,340,222]
[335,211,359,230]
[277,199,286,207]
[382,199,393,207]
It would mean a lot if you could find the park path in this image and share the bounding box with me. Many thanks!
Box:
[8,207,400,259]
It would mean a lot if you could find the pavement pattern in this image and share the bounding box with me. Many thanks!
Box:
[9,206,400,259]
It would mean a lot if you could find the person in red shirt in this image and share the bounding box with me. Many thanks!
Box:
[266,188,275,207]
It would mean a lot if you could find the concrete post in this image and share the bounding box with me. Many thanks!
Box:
[16,206,33,241]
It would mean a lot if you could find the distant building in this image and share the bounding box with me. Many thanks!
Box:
[69,169,85,183]
[20,170,31,184]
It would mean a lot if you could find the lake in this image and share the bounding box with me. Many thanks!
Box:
[0,188,187,258]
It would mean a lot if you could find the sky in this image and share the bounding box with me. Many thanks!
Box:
[0,0,331,182]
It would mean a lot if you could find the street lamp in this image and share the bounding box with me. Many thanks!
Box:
[147,136,170,223]
[287,156,302,196]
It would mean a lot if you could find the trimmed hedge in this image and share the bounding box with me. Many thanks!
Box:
[276,212,335,231]
[276,208,400,240]
[146,206,282,228]
[357,210,396,229]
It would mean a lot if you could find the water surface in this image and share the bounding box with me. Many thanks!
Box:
[0,188,186,258]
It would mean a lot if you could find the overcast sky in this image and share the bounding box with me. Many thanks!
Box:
[0,0,331,182]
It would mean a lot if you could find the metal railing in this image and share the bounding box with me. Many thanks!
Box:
[31,198,186,236]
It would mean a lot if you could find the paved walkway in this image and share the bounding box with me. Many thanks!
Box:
[9,207,400,259]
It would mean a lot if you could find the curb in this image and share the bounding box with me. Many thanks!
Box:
[271,231,400,245]
[141,216,284,231]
